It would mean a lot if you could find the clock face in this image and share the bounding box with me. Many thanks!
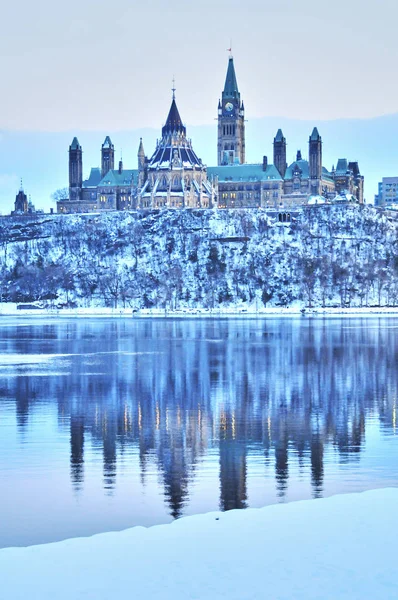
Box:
[225,102,234,112]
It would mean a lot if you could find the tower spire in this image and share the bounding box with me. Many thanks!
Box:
[162,95,186,138]
[223,56,239,99]
[172,76,176,100]
[217,55,245,165]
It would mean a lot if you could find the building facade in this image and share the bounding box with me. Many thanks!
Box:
[12,181,36,215]
[58,137,137,214]
[136,94,215,209]
[374,177,398,207]
[210,58,364,208]
[217,56,245,166]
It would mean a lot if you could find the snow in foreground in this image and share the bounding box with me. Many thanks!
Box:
[1,489,397,599]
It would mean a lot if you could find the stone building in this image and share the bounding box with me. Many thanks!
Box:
[13,185,28,213]
[136,93,215,209]
[58,137,138,214]
[12,181,36,215]
[217,56,245,166]
[210,58,364,207]
[58,55,364,214]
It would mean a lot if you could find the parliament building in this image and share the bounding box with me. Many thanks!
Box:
[57,57,364,214]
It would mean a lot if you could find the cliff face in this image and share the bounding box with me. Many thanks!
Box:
[0,206,396,309]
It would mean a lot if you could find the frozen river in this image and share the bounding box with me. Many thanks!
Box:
[1,316,397,548]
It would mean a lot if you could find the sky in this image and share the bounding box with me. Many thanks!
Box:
[1,0,398,210]
[1,0,398,131]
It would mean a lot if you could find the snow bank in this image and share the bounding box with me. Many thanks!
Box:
[1,489,397,599]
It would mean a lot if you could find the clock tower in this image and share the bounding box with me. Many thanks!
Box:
[217,56,245,166]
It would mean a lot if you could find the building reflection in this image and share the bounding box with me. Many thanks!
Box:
[3,317,398,516]
[70,415,84,491]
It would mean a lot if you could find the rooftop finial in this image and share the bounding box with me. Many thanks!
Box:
[227,40,232,57]
[172,75,176,100]
[20,178,23,192]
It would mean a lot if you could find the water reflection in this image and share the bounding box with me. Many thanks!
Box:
[0,317,398,540]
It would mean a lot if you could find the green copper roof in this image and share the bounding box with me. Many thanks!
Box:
[70,137,81,150]
[98,169,138,187]
[335,158,348,174]
[102,136,113,149]
[223,57,239,99]
[207,163,282,182]
[285,159,309,180]
[274,129,285,143]
[284,160,334,182]
[310,127,321,141]
[83,168,102,188]
[322,166,334,183]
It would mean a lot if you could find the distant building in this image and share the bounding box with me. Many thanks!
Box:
[58,137,137,214]
[210,57,364,207]
[136,93,215,209]
[12,181,36,215]
[374,177,398,207]
[59,55,364,214]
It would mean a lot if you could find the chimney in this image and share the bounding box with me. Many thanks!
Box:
[296,150,302,161]
[262,155,268,171]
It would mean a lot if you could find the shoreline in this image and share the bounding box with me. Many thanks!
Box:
[2,304,398,318]
[1,489,397,599]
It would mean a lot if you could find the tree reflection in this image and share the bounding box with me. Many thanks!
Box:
[3,317,398,517]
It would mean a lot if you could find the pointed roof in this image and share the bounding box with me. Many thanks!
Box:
[70,137,81,150]
[310,127,321,141]
[223,57,239,98]
[102,136,113,149]
[82,168,102,188]
[138,137,145,156]
[336,158,348,174]
[274,129,285,143]
[162,97,186,137]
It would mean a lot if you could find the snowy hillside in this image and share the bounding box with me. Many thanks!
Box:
[0,206,397,309]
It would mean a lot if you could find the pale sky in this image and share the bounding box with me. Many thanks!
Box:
[1,0,398,131]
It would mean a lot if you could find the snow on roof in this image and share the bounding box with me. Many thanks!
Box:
[307,196,326,205]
